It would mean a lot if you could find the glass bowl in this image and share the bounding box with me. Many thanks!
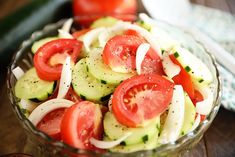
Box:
[7,18,222,157]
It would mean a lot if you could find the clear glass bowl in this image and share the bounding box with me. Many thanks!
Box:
[7,19,222,157]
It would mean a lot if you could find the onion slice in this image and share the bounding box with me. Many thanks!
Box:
[20,99,38,112]
[90,132,132,149]
[196,85,214,115]
[12,66,24,80]
[58,29,74,39]
[162,51,180,78]
[189,114,201,132]
[28,98,74,125]
[136,43,150,74]
[57,57,72,99]
[83,27,105,52]
[159,85,185,144]
[61,18,73,33]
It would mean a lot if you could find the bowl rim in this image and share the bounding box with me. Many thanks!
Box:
[6,18,222,156]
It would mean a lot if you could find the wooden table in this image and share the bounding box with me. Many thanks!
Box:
[0,0,235,157]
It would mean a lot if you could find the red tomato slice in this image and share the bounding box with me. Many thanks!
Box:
[34,39,83,81]
[72,28,91,38]
[192,90,204,106]
[169,54,195,99]
[103,35,143,73]
[112,74,174,127]
[37,108,66,140]
[103,34,164,75]
[60,101,103,150]
[65,87,83,103]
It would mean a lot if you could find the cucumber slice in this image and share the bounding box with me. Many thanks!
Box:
[31,37,58,54]
[91,16,118,28]
[181,93,196,136]
[106,133,159,153]
[171,46,213,84]
[15,68,55,101]
[86,48,134,85]
[104,112,160,146]
[72,59,115,102]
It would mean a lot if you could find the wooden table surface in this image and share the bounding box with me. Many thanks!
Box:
[0,0,235,157]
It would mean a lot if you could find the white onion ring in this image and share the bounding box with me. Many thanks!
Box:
[159,85,185,144]
[28,98,74,125]
[12,66,24,80]
[57,57,72,99]
[90,132,132,149]
[136,43,150,75]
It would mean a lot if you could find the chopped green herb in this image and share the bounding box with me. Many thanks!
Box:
[161,49,165,55]
[181,131,185,136]
[174,52,180,58]
[101,80,107,84]
[199,79,204,83]
[86,66,89,72]
[184,66,191,72]
[142,135,148,143]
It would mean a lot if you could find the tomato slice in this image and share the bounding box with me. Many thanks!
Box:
[124,30,164,75]
[169,54,195,99]
[103,35,163,75]
[37,108,66,140]
[192,90,204,106]
[60,101,103,150]
[103,35,142,73]
[112,74,174,127]
[65,87,83,103]
[34,39,83,81]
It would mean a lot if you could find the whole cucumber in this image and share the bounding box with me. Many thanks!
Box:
[0,0,72,69]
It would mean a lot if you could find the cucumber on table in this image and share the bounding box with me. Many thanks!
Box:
[104,112,160,146]
[86,48,134,85]
[15,68,55,101]
[72,59,116,102]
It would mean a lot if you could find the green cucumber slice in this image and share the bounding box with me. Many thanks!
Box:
[86,48,134,85]
[181,93,196,136]
[171,46,213,84]
[15,68,55,101]
[31,37,58,54]
[72,59,115,102]
[91,16,118,28]
[105,133,159,153]
[104,112,160,146]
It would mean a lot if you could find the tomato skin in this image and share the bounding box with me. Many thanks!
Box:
[60,101,103,150]
[103,34,164,75]
[103,35,143,73]
[65,87,82,103]
[112,74,174,127]
[73,0,137,16]
[169,54,195,99]
[34,39,83,81]
[192,90,204,106]
[37,108,66,140]
[73,0,137,27]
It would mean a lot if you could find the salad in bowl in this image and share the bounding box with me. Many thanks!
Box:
[7,13,221,157]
